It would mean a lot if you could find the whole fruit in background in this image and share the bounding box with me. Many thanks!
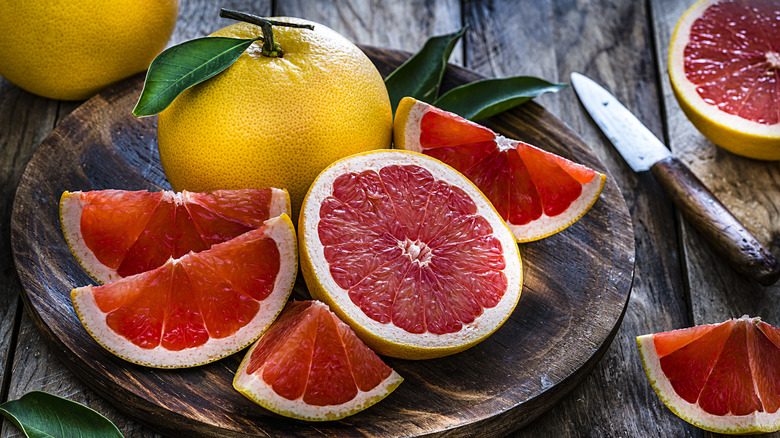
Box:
[668,0,780,160]
[0,0,178,101]
[157,18,393,222]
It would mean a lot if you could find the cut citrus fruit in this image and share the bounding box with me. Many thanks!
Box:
[668,0,780,160]
[299,150,523,360]
[394,97,606,242]
[234,300,403,421]
[60,188,290,284]
[71,214,297,368]
[637,315,780,434]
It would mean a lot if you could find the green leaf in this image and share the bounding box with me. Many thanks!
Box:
[0,391,123,438]
[133,36,261,117]
[433,76,567,121]
[384,26,467,113]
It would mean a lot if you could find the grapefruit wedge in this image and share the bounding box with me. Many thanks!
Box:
[60,188,290,284]
[71,214,297,368]
[234,300,403,421]
[394,97,606,242]
[668,0,780,160]
[637,316,780,434]
[299,150,523,360]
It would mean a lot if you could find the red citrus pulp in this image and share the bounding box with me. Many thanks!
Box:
[234,300,403,421]
[394,97,605,242]
[637,315,780,434]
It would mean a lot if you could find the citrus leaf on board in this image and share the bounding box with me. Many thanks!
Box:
[383,26,466,112]
[133,36,260,117]
[434,76,567,121]
[0,391,123,438]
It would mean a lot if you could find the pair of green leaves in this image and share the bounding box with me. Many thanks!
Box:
[133,20,565,120]
[384,26,566,121]
[0,392,123,438]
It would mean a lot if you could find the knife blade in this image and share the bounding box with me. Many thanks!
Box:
[571,72,780,286]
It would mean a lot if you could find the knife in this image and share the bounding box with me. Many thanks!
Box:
[570,72,780,286]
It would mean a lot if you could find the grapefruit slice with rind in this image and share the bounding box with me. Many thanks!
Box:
[394,96,606,242]
[299,149,523,360]
[71,214,297,368]
[637,315,780,434]
[668,0,780,160]
[60,188,290,284]
[234,300,403,421]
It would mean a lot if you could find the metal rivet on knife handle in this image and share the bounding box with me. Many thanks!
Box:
[650,155,780,286]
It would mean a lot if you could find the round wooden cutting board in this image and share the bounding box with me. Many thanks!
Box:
[10,47,634,437]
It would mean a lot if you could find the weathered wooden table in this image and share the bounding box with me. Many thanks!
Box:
[1,1,778,437]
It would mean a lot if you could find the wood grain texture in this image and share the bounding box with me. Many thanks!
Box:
[652,0,780,345]
[650,156,779,286]
[9,47,632,436]
[463,0,699,436]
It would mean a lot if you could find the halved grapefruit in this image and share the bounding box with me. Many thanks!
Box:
[234,300,403,421]
[60,188,290,284]
[298,150,523,360]
[637,315,780,434]
[669,0,780,160]
[394,97,606,242]
[71,214,297,368]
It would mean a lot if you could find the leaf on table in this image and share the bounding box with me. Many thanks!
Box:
[384,26,467,113]
[133,36,261,117]
[434,76,567,121]
[0,391,123,438]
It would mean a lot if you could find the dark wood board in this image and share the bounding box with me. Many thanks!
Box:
[10,46,634,437]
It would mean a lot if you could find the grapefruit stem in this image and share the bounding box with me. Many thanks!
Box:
[219,9,314,58]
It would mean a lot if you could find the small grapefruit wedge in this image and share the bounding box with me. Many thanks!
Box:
[71,214,297,368]
[637,316,780,434]
[60,188,290,284]
[394,97,606,242]
[234,300,403,421]
[299,150,523,360]
[668,0,780,160]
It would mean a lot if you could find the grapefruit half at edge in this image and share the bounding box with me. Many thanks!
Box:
[71,214,297,368]
[394,97,606,242]
[298,150,523,360]
[668,0,780,160]
[637,315,780,434]
[234,300,403,421]
[60,188,290,284]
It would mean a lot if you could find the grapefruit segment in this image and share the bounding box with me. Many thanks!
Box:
[233,300,403,421]
[60,188,290,284]
[299,150,522,359]
[668,0,780,160]
[637,316,780,434]
[394,97,605,242]
[71,214,297,368]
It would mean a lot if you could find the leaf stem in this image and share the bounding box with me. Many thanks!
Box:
[219,9,314,58]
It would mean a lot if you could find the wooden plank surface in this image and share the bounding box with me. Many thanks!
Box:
[4,0,777,436]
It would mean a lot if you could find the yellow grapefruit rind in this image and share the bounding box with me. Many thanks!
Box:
[299,150,523,360]
[71,214,298,369]
[668,0,780,161]
[233,301,404,422]
[637,332,780,434]
[60,188,291,285]
[394,97,606,242]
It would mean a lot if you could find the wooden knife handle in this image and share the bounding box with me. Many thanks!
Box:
[650,155,780,286]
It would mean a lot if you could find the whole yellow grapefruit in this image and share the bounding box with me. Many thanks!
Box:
[156,18,393,221]
[0,0,178,101]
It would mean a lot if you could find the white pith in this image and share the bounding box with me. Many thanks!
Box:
[668,0,780,137]
[399,100,606,242]
[301,150,523,351]
[637,333,780,434]
[61,189,291,285]
[71,215,298,369]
